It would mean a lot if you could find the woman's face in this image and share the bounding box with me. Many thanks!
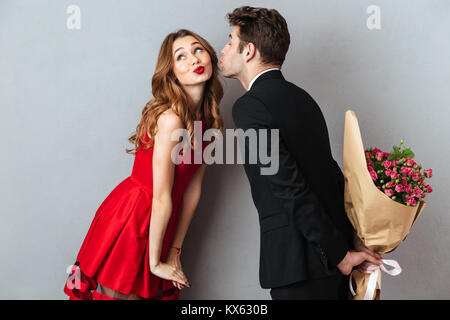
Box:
[172,35,213,87]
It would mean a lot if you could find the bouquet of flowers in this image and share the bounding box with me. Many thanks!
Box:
[342,110,433,300]
[365,141,433,207]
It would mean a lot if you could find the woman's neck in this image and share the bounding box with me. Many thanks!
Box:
[182,83,205,120]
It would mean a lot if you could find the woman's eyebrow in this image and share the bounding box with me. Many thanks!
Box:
[174,47,184,55]
[174,42,201,55]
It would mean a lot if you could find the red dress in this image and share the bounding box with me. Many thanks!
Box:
[64,120,206,300]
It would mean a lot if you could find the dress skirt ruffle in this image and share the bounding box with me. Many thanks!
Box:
[63,176,182,300]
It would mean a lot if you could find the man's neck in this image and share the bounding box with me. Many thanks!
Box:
[239,64,280,91]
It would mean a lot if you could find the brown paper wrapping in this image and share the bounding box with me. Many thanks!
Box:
[343,110,426,300]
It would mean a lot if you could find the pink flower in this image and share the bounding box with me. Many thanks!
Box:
[373,148,382,154]
[368,166,378,180]
[413,187,422,196]
[385,169,392,176]
[383,152,390,158]
[408,168,415,176]
[406,196,417,206]
[404,185,412,193]
[402,179,408,185]
[424,169,433,178]
[376,152,384,160]
[413,175,419,182]
[384,189,394,197]
[395,185,403,192]
[365,152,371,158]
[386,181,394,188]
[401,167,410,175]
[392,160,398,166]
[370,170,378,180]
[406,158,416,166]
[421,193,427,198]
[383,161,392,169]
[391,171,399,179]
[425,185,433,193]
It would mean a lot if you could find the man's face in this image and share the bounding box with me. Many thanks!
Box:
[220,26,245,78]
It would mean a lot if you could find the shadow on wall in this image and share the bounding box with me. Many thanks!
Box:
[179,78,247,299]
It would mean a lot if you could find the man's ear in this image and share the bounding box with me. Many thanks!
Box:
[244,42,257,63]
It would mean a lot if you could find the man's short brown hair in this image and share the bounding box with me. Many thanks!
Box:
[226,6,290,66]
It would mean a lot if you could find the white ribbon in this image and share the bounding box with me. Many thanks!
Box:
[349,259,402,300]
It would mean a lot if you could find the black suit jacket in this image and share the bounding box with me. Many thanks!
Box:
[232,70,354,289]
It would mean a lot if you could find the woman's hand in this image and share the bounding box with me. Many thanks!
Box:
[150,260,190,288]
[353,233,383,274]
[165,247,188,290]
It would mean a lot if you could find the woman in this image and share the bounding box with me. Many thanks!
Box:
[64,29,224,300]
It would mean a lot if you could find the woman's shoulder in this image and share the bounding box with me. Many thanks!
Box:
[157,108,184,132]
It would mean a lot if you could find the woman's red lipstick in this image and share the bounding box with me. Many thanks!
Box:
[193,66,204,74]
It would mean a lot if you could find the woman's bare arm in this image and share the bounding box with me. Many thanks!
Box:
[148,110,184,269]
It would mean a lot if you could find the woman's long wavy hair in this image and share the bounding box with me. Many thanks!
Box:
[126,29,224,154]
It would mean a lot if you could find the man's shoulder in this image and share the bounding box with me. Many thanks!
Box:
[250,76,310,100]
[232,92,265,114]
[231,92,274,127]
[234,91,263,105]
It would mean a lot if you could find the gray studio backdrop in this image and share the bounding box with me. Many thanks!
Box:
[0,0,449,299]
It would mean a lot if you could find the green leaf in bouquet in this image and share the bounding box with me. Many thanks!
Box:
[387,154,396,161]
[402,148,415,159]
[388,145,400,160]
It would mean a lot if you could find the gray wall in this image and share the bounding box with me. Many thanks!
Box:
[0,0,448,299]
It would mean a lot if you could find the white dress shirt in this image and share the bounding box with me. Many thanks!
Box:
[247,68,280,91]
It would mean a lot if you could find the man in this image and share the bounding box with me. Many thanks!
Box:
[220,6,382,299]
